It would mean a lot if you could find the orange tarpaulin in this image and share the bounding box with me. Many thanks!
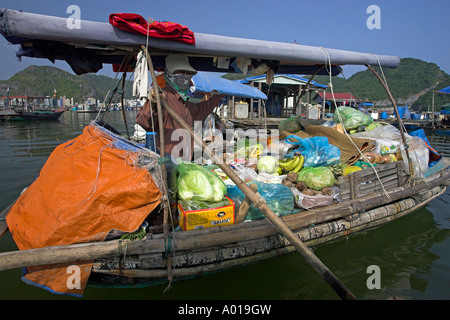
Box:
[6,122,162,296]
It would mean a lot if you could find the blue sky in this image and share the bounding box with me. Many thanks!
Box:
[0,0,449,81]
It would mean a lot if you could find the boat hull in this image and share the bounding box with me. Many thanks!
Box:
[88,164,450,288]
[18,110,65,120]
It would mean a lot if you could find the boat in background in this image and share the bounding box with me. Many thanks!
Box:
[17,108,66,120]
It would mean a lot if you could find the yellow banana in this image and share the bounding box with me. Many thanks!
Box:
[291,155,304,172]
[279,157,295,169]
[285,155,300,171]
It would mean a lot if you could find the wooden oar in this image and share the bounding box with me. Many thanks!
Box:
[158,97,357,300]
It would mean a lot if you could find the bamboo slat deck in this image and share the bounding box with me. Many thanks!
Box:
[337,161,408,201]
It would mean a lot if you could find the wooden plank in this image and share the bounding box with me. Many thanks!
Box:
[356,173,399,193]
[337,162,398,184]
[341,176,399,201]
[339,168,399,188]
[356,180,400,199]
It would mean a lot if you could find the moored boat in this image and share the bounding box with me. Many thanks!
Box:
[16,108,65,120]
[0,8,448,300]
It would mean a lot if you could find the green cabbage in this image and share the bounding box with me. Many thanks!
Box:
[177,162,227,202]
[257,155,279,174]
[297,166,335,190]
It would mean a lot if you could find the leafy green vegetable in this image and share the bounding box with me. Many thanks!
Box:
[178,198,230,211]
[257,155,279,174]
[177,162,227,202]
[297,167,336,190]
[334,106,373,130]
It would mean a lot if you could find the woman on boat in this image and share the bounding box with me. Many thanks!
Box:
[137,54,223,161]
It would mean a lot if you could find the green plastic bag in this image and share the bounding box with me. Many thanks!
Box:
[334,106,373,130]
[297,166,336,190]
[278,116,302,133]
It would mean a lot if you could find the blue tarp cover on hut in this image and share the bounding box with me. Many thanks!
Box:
[192,72,267,99]
[437,86,450,94]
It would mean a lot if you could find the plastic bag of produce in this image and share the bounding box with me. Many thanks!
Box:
[334,106,373,130]
[290,186,339,209]
[285,135,341,167]
[177,162,227,202]
[400,137,429,178]
[297,166,336,190]
[278,116,302,133]
[226,181,294,220]
[375,139,401,154]
[352,125,430,177]
[235,138,265,158]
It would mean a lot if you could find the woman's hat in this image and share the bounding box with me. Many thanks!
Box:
[165,54,197,75]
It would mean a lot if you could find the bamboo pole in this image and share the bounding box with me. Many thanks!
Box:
[120,71,130,140]
[140,45,173,282]
[140,46,170,230]
[432,91,435,130]
[156,96,357,300]
[0,239,128,272]
[235,183,258,223]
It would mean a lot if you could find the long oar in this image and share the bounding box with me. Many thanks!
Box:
[157,95,357,300]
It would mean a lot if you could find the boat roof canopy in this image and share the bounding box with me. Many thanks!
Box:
[0,9,401,77]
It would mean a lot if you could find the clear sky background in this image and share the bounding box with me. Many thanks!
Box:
[0,0,448,80]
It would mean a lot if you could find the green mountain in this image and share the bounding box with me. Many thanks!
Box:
[0,65,133,103]
[310,58,450,111]
[3,59,449,111]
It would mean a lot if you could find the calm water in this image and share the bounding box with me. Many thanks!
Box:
[0,111,449,300]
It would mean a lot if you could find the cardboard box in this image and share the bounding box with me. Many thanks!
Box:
[178,196,235,231]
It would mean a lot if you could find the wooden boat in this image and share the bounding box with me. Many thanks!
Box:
[0,9,449,300]
[0,109,23,121]
[88,160,449,286]
[17,108,65,120]
[1,155,448,290]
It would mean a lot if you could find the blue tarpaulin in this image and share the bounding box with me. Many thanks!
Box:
[437,86,450,94]
[191,72,267,99]
[409,128,443,167]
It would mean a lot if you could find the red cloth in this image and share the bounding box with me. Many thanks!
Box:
[109,13,195,45]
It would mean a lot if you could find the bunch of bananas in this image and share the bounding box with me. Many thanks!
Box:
[278,154,304,174]
[330,163,347,178]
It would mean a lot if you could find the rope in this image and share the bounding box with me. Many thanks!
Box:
[321,48,391,201]
[163,234,173,258]
[95,55,127,122]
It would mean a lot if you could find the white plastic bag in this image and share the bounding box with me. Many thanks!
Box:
[400,137,429,178]
[290,186,340,210]
[353,125,429,178]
